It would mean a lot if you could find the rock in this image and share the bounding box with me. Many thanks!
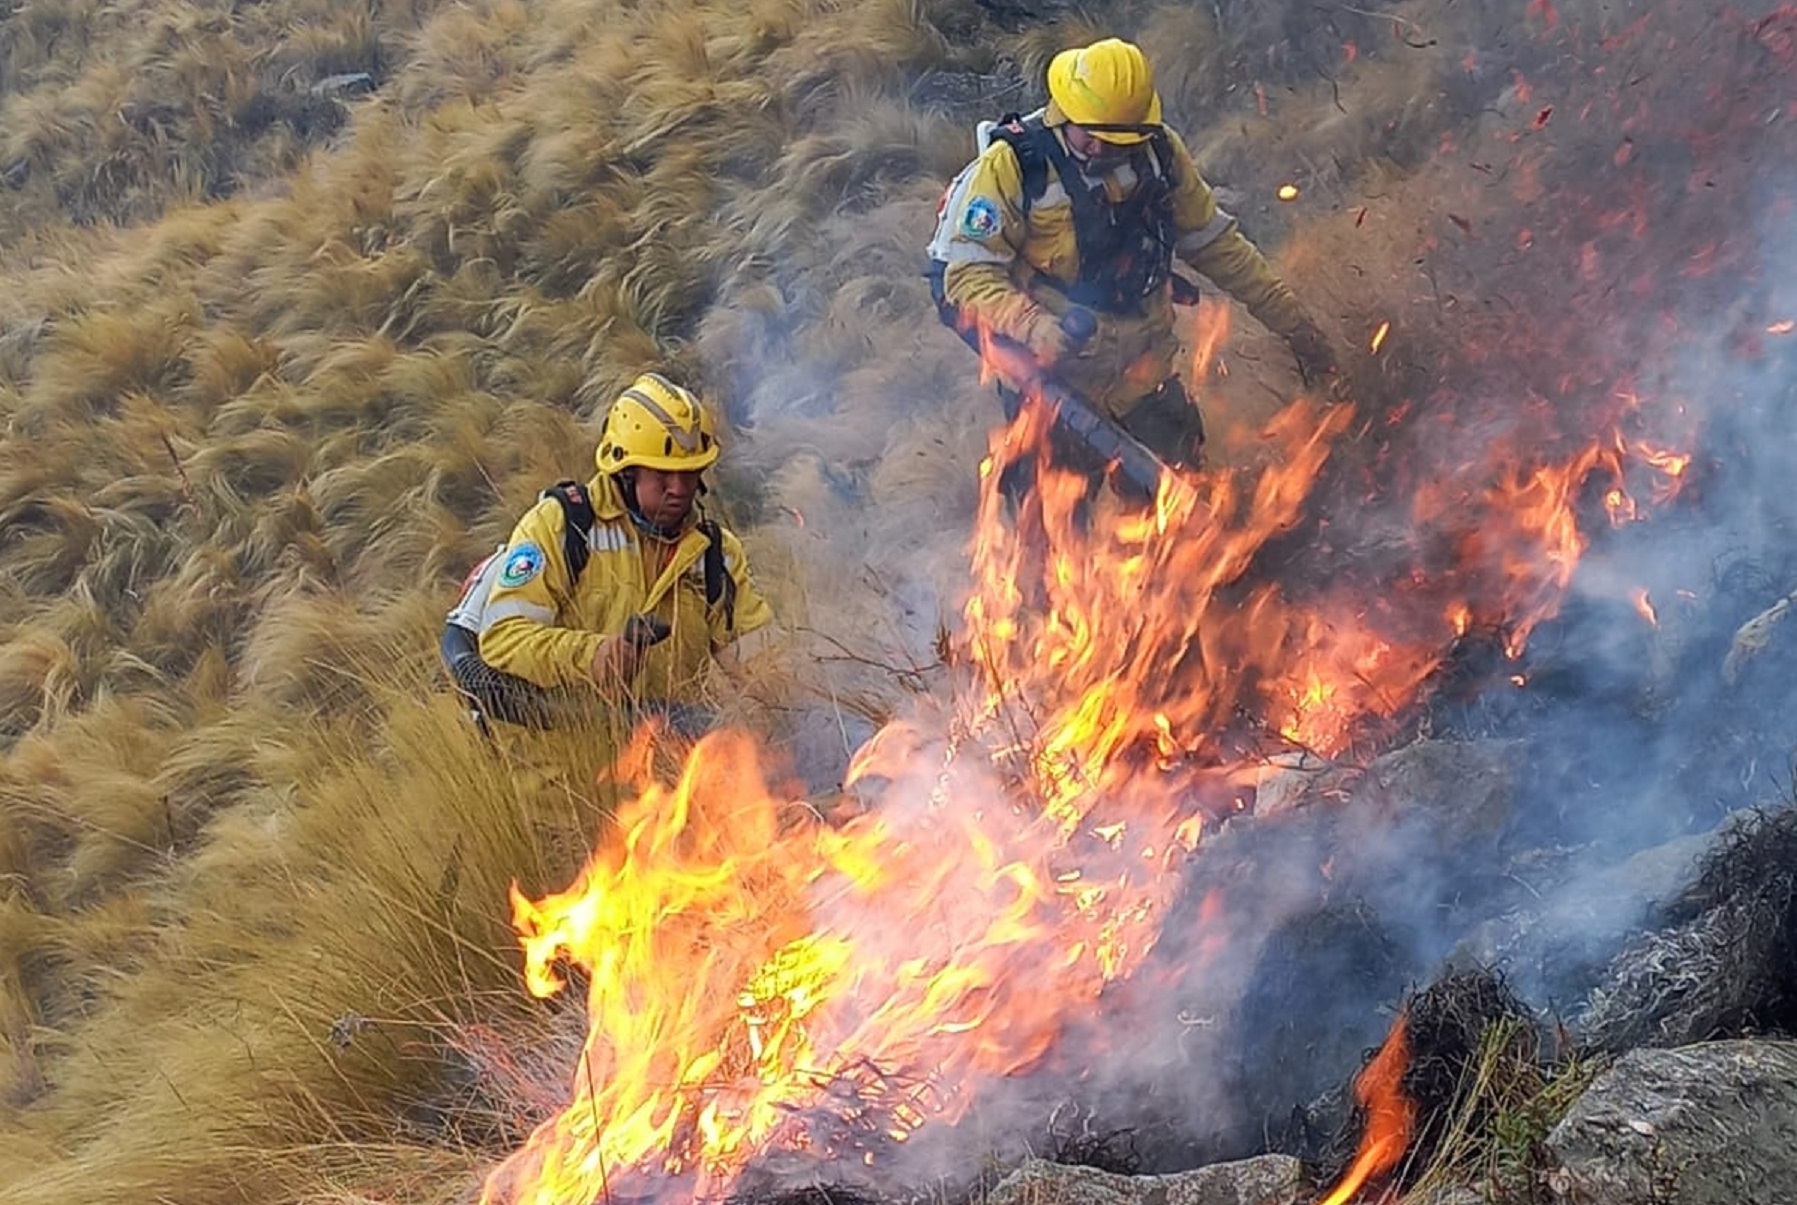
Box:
[1574,807,1797,1053]
[309,71,377,98]
[1249,749,1350,817]
[1222,899,1415,1160]
[1356,737,1519,848]
[1545,1041,1797,1205]
[984,1155,1303,1205]
[1449,829,1712,1005]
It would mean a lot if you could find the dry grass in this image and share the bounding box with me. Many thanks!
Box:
[1397,1017,1605,1204]
[0,0,1763,1198]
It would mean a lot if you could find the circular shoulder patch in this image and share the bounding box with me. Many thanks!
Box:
[498,542,545,588]
[960,196,1002,240]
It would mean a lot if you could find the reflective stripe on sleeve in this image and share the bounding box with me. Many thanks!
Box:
[479,599,557,630]
[1177,209,1237,254]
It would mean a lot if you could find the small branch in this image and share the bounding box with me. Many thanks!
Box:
[159,431,197,507]
[1327,2,1429,38]
[797,625,940,691]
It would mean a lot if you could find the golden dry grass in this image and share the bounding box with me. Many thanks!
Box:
[0,0,1719,1198]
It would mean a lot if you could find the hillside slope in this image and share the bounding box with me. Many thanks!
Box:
[2,0,1768,1199]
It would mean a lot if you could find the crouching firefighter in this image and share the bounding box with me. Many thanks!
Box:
[926,37,1339,480]
[441,373,775,734]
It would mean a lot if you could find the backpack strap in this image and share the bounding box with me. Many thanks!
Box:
[986,112,1052,219]
[540,480,597,587]
[695,518,738,633]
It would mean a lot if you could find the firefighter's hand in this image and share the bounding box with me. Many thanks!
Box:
[590,616,671,686]
[1022,309,1073,367]
[1288,321,1340,388]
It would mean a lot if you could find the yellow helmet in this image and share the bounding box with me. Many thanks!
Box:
[595,372,720,474]
[1045,38,1163,145]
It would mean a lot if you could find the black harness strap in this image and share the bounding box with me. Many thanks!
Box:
[541,480,597,586]
[696,518,738,632]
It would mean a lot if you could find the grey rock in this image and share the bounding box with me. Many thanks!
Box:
[310,71,376,98]
[1250,749,1349,818]
[1450,830,1712,1002]
[1356,737,1519,848]
[985,1155,1302,1205]
[1575,808,1797,1053]
[1545,1041,1797,1204]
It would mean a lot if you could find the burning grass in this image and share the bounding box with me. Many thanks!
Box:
[1309,970,1603,1205]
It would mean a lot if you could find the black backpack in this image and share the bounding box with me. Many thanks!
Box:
[541,480,737,632]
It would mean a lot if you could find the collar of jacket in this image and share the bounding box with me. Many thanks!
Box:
[588,471,704,535]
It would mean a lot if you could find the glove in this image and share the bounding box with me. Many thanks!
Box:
[1287,320,1340,386]
[1020,308,1072,367]
[621,613,673,651]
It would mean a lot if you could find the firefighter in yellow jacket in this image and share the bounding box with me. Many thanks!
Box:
[927,37,1338,469]
[442,373,774,728]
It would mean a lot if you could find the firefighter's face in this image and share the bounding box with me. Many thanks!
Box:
[1065,124,1135,167]
[634,468,700,529]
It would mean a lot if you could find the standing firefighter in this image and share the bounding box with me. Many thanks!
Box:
[927,37,1338,472]
[441,373,774,731]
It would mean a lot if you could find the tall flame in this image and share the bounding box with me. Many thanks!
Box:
[479,361,1691,1202]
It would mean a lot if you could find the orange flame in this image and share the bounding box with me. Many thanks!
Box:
[1632,587,1658,626]
[1316,1014,1415,1205]
[482,730,1147,1205]
[1370,321,1392,354]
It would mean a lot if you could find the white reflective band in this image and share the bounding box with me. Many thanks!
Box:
[587,523,629,554]
[479,599,556,630]
[1177,209,1237,254]
[930,240,1012,266]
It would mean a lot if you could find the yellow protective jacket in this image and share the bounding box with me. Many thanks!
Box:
[476,476,773,702]
[927,113,1307,414]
